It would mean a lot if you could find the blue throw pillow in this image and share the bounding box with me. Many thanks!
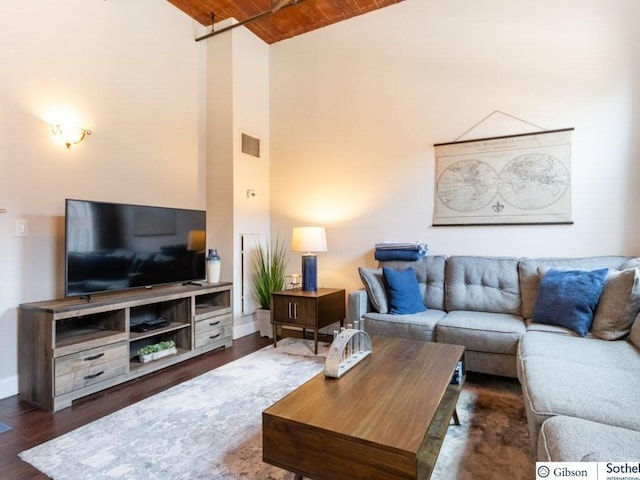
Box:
[382,267,427,315]
[532,268,608,336]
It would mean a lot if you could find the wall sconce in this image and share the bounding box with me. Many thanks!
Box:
[50,123,92,148]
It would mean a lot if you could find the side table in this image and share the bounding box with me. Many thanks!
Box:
[271,288,346,354]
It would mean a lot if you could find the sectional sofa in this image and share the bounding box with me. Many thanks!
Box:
[347,255,640,461]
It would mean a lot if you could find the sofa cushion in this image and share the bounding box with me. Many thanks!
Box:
[532,268,608,336]
[519,256,634,320]
[379,256,446,310]
[520,355,640,445]
[445,256,521,315]
[382,267,426,314]
[518,331,640,372]
[436,310,525,355]
[362,309,446,343]
[525,319,586,336]
[592,268,640,340]
[358,267,388,313]
[538,416,640,462]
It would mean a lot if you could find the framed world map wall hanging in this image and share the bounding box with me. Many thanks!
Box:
[433,128,574,226]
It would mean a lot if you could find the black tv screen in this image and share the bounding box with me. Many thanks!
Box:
[65,199,206,297]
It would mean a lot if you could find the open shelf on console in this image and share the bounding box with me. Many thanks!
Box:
[55,310,127,356]
[129,322,190,341]
[128,325,190,363]
[194,289,232,320]
[130,298,191,328]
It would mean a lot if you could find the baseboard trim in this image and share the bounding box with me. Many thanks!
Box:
[233,320,258,339]
[0,375,18,400]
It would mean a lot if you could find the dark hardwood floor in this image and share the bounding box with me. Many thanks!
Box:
[0,333,272,480]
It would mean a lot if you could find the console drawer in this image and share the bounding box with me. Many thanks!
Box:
[55,342,128,396]
[194,313,232,349]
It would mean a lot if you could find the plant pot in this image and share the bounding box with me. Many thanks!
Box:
[138,346,177,364]
[255,308,273,338]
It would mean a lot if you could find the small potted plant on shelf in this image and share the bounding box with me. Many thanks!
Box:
[137,340,177,363]
[252,236,289,338]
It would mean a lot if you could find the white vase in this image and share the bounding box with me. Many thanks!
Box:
[256,308,272,338]
[206,249,221,283]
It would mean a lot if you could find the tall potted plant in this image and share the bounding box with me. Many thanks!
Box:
[252,236,289,338]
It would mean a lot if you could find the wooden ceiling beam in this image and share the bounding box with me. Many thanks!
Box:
[168,0,404,44]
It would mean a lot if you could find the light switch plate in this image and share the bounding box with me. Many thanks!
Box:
[16,219,28,237]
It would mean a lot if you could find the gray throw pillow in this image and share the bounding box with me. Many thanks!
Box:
[629,312,640,349]
[592,268,640,340]
[358,267,388,313]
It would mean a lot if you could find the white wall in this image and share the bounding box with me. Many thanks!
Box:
[269,0,640,293]
[206,21,271,337]
[0,0,204,397]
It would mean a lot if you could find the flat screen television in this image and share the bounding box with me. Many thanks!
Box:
[65,199,206,297]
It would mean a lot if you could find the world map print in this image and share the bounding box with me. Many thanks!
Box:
[499,153,570,210]
[433,129,573,225]
[437,159,498,213]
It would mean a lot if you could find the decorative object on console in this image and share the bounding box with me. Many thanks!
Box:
[50,123,92,148]
[291,226,327,292]
[206,248,221,283]
[324,324,372,378]
[137,340,177,364]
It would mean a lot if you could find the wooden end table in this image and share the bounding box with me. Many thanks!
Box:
[271,288,345,354]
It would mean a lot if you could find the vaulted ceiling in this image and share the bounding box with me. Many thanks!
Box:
[168,0,404,45]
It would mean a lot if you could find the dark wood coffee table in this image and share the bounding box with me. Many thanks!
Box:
[262,336,465,480]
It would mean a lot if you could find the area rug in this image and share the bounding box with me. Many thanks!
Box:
[19,338,534,479]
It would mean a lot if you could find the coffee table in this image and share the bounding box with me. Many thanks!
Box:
[262,336,465,480]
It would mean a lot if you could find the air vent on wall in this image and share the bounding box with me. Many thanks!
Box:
[241,133,260,158]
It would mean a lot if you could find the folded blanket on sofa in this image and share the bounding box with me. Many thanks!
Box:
[374,242,427,252]
[374,249,427,261]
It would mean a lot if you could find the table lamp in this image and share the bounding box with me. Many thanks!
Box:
[291,226,327,291]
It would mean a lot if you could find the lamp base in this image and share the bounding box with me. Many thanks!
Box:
[301,254,318,291]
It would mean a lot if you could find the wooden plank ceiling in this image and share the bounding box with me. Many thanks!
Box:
[168,0,404,44]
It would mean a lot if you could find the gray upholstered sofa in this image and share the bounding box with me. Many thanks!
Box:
[347,254,640,461]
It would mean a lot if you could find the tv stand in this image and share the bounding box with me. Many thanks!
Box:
[79,294,93,303]
[18,283,233,412]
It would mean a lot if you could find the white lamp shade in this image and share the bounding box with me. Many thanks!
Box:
[291,226,327,253]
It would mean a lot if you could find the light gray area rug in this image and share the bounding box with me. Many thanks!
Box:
[20,338,533,479]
